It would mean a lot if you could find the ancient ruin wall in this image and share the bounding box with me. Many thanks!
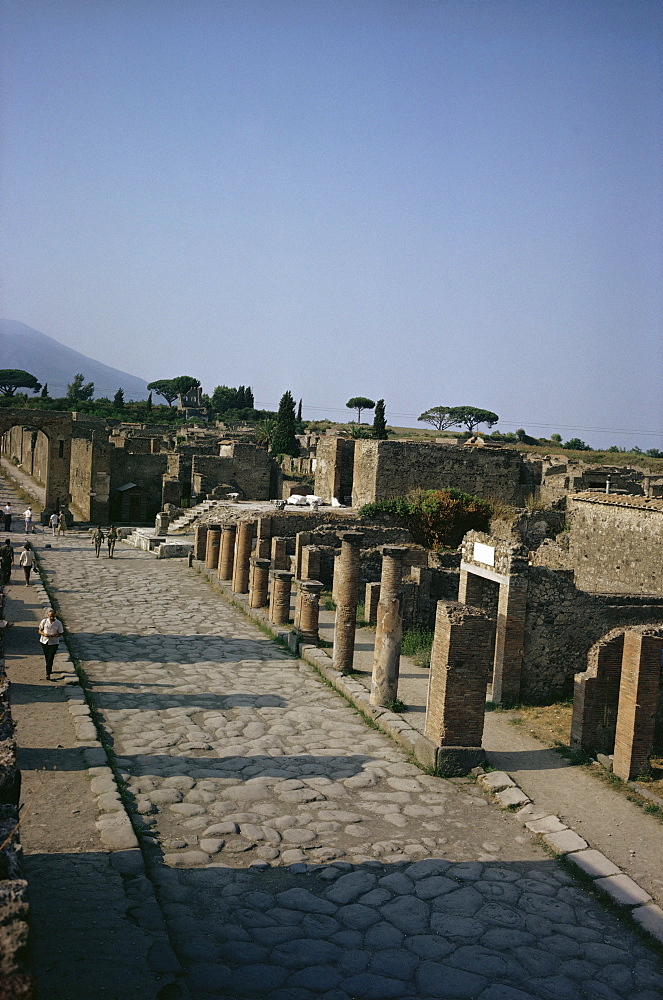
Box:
[313,437,355,503]
[568,495,663,595]
[351,441,535,508]
[522,567,663,702]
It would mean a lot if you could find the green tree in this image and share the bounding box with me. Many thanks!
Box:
[417,406,456,431]
[447,406,499,433]
[346,396,375,423]
[146,392,152,411]
[550,433,562,444]
[113,388,125,410]
[563,437,591,451]
[297,398,302,422]
[0,369,42,396]
[245,386,254,408]
[147,379,178,406]
[170,376,200,398]
[271,391,299,457]
[66,373,94,403]
[372,399,387,439]
[40,383,49,398]
[255,417,277,450]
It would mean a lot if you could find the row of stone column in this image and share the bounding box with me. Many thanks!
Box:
[198,520,326,642]
[196,519,496,772]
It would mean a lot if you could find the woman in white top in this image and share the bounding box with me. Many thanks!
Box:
[18,542,35,585]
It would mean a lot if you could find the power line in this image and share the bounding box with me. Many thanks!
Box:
[253,401,661,439]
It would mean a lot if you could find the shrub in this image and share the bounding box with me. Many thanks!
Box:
[358,488,492,549]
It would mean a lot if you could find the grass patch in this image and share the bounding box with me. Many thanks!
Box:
[387,699,407,714]
[400,628,434,669]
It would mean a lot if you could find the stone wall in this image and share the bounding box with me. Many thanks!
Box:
[350,440,537,508]
[109,452,168,524]
[566,494,663,595]
[313,437,355,503]
[192,444,273,500]
[522,568,663,702]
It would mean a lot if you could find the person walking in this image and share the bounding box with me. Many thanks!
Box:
[57,510,67,536]
[49,511,59,536]
[19,542,35,585]
[38,608,64,680]
[92,526,104,557]
[3,502,11,532]
[0,539,14,584]
[23,507,35,534]
[107,524,118,558]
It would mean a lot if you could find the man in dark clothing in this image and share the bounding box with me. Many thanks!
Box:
[1,539,14,584]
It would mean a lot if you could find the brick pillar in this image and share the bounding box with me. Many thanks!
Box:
[613,631,663,780]
[571,632,625,754]
[271,537,289,570]
[365,582,381,625]
[257,515,272,545]
[255,537,271,559]
[458,567,484,605]
[370,547,407,707]
[332,531,364,675]
[298,580,324,643]
[425,601,493,775]
[205,525,221,569]
[294,531,311,580]
[218,524,236,580]
[249,557,271,609]
[232,520,255,593]
[269,570,293,626]
[300,545,321,581]
[193,524,208,562]
[492,575,528,705]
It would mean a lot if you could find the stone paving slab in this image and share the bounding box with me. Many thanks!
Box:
[30,532,663,999]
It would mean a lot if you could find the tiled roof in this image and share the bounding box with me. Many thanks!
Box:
[572,492,663,512]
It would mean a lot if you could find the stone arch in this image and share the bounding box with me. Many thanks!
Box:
[571,624,663,774]
[0,408,73,510]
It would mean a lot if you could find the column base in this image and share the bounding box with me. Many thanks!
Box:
[435,746,486,777]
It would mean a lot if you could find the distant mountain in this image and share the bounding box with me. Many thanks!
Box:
[0,320,150,400]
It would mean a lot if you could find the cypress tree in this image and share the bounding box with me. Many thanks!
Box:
[270,390,299,457]
[372,398,387,439]
[245,386,254,408]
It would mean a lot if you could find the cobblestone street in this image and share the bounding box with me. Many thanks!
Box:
[24,533,663,998]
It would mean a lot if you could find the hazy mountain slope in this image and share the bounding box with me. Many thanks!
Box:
[0,320,150,399]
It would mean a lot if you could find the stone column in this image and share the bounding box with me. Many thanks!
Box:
[154,512,170,535]
[205,525,221,570]
[300,545,321,582]
[193,523,208,562]
[294,531,311,580]
[249,557,271,609]
[332,531,364,675]
[425,601,493,774]
[218,524,236,580]
[370,547,407,707]
[332,553,342,604]
[269,570,293,625]
[613,630,663,780]
[492,575,528,706]
[232,520,255,593]
[298,581,324,643]
[271,537,289,571]
[365,582,381,625]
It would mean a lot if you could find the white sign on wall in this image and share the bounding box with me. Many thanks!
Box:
[473,542,495,567]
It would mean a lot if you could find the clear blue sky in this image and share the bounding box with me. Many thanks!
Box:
[2,0,661,448]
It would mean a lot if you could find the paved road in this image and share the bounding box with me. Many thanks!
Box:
[29,532,663,999]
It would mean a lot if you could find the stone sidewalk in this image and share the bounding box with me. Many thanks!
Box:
[12,529,660,999]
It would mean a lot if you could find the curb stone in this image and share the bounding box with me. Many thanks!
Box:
[190,558,663,951]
